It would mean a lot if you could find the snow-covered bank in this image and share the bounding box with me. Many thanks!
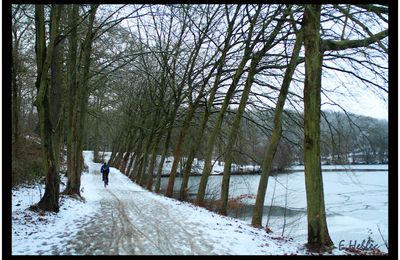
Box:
[158,168,388,253]
[289,164,388,171]
[12,151,386,255]
[11,152,102,255]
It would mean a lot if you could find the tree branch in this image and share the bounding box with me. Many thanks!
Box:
[322,29,388,52]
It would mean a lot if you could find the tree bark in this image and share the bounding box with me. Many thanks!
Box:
[165,104,196,197]
[129,137,143,180]
[178,6,240,201]
[146,132,162,190]
[196,6,261,206]
[252,23,304,228]
[219,54,261,215]
[119,133,134,173]
[303,4,333,250]
[219,7,290,215]
[65,4,98,196]
[65,4,79,195]
[154,123,173,193]
[34,4,62,212]
[12,25,21,156]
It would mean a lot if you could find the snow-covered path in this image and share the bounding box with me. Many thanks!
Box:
[58,171,224,255]
[12,151,312,255]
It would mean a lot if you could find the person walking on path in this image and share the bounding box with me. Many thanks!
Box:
[101,162,110,187]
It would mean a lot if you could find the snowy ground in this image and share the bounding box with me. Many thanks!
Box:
[158,156,260,175]
[12,151,322,255]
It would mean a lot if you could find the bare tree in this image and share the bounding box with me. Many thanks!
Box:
[65,4,99,196]
[219,5,291,216]
[252,9,304,227]
[33,4,63,212]
[301,3,387,251]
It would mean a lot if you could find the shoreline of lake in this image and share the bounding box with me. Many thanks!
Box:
[157,168,388,253]
[160,164,389,177]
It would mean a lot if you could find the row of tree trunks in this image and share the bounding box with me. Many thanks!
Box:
[146,132,163,190]
[251,18,304,227]
[154,124,172,193]
[165,103,196,197]
[178,6,241,200]
[92,96,104,163]
[120,139,133,173]
[164,6,221,197]
[129,137,143,180]
[110,133,129,167]
[138,125,158,185]
[27,4,387,252]
[126,133,143,179]
[195,6,262,206]
[219,6,290,216]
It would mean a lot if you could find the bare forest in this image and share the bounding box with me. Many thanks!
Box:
[11,4,389,252]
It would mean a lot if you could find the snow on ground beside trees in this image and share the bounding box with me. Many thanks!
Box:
[12,151,373,255]
[123,154,260,176]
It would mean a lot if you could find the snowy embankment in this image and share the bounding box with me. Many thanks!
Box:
[12,151,356,255]
[160,156,260,175]
[289,164,388,171]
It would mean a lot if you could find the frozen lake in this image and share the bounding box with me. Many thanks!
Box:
[159,165,388,252]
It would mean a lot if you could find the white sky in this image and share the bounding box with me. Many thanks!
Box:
[320,85,388,120]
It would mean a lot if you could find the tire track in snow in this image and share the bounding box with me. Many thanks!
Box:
[112,189,216,255]
[49,166,230,255]
[105,189,169,254]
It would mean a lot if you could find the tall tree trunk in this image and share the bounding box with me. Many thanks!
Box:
[75,4,98,194]
[136,144,148,184]
[127,135,142,178]
[219,7,289,215]
[196,32,258,206]
[109,133,124,165]
[12,28,21,157]
[126,152,136,176]
[138,153,149,186]
[178,6,240,200]
[93,118,100,162]
[129,138,143,180]
[112,133,128,167]
[93,97,103,163]
[303,4,333,250]
[196,6,265,206]
[164,6,221,197]
[65,4,79,195]
[50,33,65,176]
[252,24,304,228]
[119,134,134,173]
[179,144,197,200]
[219,54,261,215]
[195,58,248,206]
[154,123,173,193]
[34,4,62,212]
[138,131,155,185]
[146,133,162,190]
[65,4,98,196]
[165,104,196,197]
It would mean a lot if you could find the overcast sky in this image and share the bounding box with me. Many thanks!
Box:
[319,81,388,120]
